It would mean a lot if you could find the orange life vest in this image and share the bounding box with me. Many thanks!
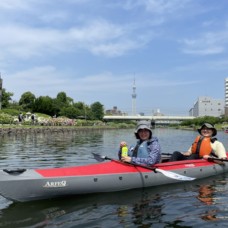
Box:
[191,136,213,157]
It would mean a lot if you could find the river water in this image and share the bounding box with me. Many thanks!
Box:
[0,128,228,227]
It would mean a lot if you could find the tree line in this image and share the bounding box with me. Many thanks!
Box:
[1,88,104,120]
[2,88,228,126]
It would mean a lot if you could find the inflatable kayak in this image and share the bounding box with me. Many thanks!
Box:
[0,154,227,202]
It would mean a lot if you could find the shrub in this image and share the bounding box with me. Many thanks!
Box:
[0,113,14,124]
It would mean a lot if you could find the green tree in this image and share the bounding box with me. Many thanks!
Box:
[19,91,36,111]
[33,96,55,116]
[54,92,74,117]
[56,92,67,103]
[90,102,104,120]
[1,88,13,108]
[73,101,85,110]
[73,102,89,119]
[56,92,73,106]
[59,106,80,118]
[182,116,223,127]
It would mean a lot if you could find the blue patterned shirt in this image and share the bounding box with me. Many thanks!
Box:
[131,137,161,166]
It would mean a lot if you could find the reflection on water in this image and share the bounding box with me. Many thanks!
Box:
[0,183,186,227]
[1,177,228,227]
[197,185,215,205]
[0,128,228,227]
[0,129,107,168]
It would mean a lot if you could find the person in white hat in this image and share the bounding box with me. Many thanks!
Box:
[119,121,161,166]
[170,123,227,161]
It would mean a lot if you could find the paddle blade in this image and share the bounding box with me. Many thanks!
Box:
[92,153,107,162]
[156,168,196,181]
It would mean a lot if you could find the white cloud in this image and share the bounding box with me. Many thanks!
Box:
[0,0,32,10]
[0,0,227,114]
[123,0,192,15]
[6,67,201,101]
[0,18,156,59]
[181,31,228,55]
[142,0,191,14]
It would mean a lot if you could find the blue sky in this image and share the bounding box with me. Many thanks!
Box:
[0,0,228,115]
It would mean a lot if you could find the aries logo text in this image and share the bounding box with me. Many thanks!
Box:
[44,181,67,188]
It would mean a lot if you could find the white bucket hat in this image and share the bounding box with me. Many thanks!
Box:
[134,121,152,139]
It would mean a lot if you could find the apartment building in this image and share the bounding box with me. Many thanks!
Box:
[190,96,224,117]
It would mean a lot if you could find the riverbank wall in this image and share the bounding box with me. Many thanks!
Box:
[0,126,118,137]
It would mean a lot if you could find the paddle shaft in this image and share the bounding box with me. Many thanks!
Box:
[209,157,228,162]
[106,156,195,181]
[92,153,195,181]
[104,156,157,172]
[162,153,172,156]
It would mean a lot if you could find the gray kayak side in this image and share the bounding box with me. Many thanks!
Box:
[0,162,228,202]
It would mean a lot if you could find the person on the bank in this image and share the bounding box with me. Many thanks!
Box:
[18,113,23,123]
[169,123,227,161]
[119,121,161,166]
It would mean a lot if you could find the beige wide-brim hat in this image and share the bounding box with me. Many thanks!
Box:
[197,123,217,137]
[134,121,152,139]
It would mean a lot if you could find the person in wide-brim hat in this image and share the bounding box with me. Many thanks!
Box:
[134,120,152,139]
[197,123,217,137]
[170,122,227,162]
[119,120,161,166]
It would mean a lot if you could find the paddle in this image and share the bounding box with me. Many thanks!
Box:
[208,157,228,162]
[162,153,172,156]
[92,153,195,181]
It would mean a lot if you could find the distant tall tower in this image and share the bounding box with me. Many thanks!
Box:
[132,79,137,115]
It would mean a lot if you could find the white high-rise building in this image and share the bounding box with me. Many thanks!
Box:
[225,78,228,116]
[0,73,2,110]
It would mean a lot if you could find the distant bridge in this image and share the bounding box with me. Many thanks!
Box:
[103,115,195,125]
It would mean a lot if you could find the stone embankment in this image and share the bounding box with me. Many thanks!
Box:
[0,126,112,137]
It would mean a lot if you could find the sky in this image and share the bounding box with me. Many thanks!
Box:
[0,0,228,116]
